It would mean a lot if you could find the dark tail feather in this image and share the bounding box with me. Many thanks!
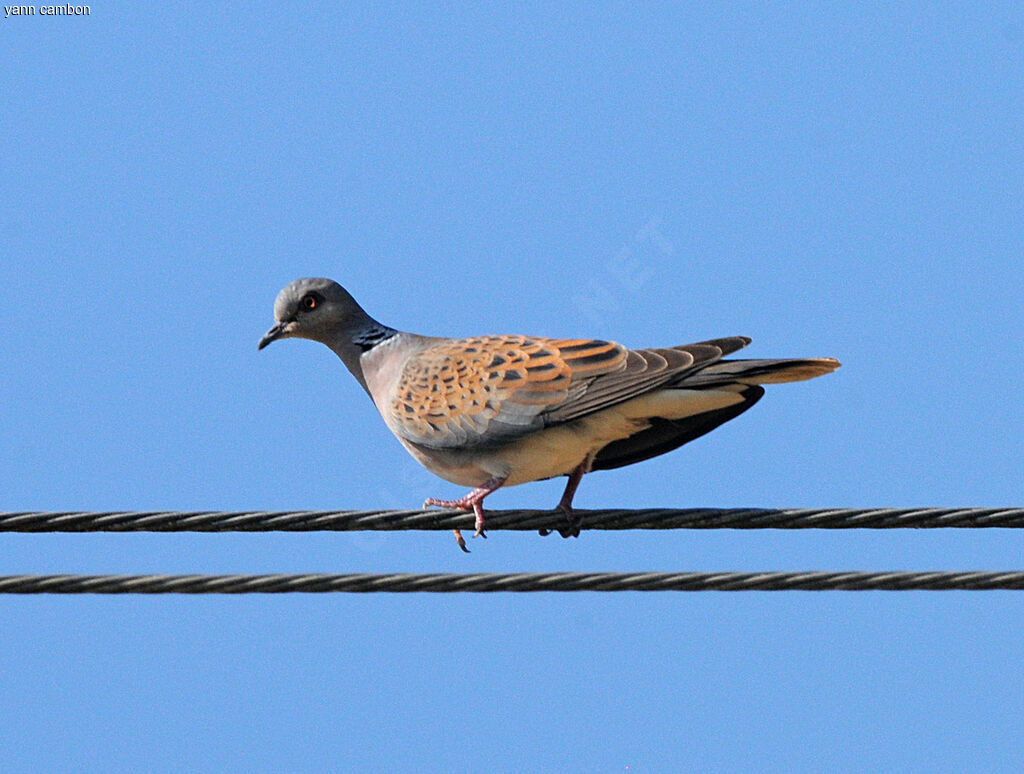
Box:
[590,385,765,471]
[680,357,840,387]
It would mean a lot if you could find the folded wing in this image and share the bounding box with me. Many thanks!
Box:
[386,335,756,448]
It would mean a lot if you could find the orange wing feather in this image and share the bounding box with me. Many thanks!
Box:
[388,336,627,447]
[387,335,751,448]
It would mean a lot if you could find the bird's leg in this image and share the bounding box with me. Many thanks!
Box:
[423,475,507,552]
[540,459,588,539]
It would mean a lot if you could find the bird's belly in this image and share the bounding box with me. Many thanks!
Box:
[395,412,638,487]
[399,388,744,488]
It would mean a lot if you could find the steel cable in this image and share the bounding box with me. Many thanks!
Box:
[1,571,1023,593]
[2,507,1023,533]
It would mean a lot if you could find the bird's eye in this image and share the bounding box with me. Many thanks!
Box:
[301,293,319,311]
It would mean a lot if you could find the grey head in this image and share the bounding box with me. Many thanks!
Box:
[258,278,396,385]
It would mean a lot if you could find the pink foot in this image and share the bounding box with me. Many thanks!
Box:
[423,476,506,552]
[539,461,586,539]
[555,501,582,539]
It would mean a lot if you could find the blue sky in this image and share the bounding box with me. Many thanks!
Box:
[2,2,1023,771]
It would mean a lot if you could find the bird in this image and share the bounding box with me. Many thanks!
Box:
[259,277,840,551]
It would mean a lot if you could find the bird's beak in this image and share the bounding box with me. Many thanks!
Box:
[258,320,295,350]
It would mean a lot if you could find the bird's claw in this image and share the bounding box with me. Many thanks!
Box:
[424,493,491,552]
[539,504,582,538]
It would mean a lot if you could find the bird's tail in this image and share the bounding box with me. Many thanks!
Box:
[683,357,841,387]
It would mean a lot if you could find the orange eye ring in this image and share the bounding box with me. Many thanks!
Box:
[302,294,318,310]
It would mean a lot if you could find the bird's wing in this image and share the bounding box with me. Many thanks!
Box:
[386,335,750,449]
[545,336,750,423]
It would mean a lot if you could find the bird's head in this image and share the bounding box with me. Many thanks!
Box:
[258,277,369,350]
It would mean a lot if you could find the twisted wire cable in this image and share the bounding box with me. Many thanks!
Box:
[1,571,1023,594]
[1,507,1023,533]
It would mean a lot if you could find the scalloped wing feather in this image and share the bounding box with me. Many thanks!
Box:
[387,336,626,447]
[386,335,750,449]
